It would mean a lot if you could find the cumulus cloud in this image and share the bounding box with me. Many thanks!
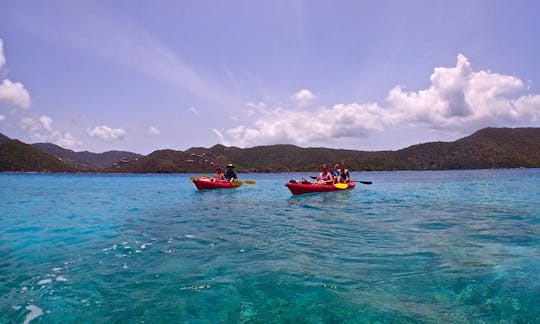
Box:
[385,53,537,129]
[0,78,31,109]
[216,54,540,147]
[0,114,5,122]
[0,39,32,109]
[216,102,384,147]
[87,125,126,141]
[20,115,81,149]
[148,126,160,135]
[292,89,315,106]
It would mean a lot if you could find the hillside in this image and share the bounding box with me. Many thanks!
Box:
[0,139,81,172]
[106,127,540,173]
[0,133,10,144]
[386,127,540,170]
[2,127,539,173]
[104,144,388,173]
[32,143,142,169]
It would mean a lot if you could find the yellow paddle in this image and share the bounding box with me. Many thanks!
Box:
[233,180,256,185]
[333,183,348,189]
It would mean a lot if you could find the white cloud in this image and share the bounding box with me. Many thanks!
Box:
[0,79,31,109]
[20,115,81,149]
[187,107,199,115]
[87,125,126,141]
[216,102,384,147]
[55,132,80,149]
[217,54,540,147]
[0,39,31,109]
[386,53,538,129]
[0,38,5,68]
[292,89,315,106]
[148,126,160,135]
[0,114,5,122]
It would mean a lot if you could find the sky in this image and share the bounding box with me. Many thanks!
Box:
[1,1,540,154]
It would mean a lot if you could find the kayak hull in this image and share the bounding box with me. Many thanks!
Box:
[285,181,355,195]
[192,178,241,190]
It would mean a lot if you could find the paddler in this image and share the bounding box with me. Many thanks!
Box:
[224,163,238,183]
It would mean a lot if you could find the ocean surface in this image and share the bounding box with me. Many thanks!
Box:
[1,169,539,323]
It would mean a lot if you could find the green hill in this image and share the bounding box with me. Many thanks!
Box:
[0,139,81,172]
[2,127,539,173]
[32,142,142,169]
[386,127,540,170]
[106,127,540,173]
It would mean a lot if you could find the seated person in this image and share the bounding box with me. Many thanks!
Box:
[337,161,350,183]
[211,166,226,182]
[331,163,340,183]
[224,163,238,182]
[316,164,334,184]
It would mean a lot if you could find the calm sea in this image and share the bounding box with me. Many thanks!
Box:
[1,169,539,323]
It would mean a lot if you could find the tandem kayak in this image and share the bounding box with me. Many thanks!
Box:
[192,178,242,190]
[285,181,355,195]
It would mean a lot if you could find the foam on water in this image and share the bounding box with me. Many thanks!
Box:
[37,279,52,285]
[23,305,43,324]
[55,276,68,282]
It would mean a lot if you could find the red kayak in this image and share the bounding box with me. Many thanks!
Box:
[192,178,242,190]
[285,181,355,195]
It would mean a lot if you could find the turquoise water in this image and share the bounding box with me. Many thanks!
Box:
[1,170,539,323]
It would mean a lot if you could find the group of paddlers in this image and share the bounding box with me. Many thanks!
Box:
[209,163,238,183]
[303,161,350,185]
[210,161,351,185]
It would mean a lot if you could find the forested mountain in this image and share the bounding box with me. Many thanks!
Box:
[32,143,142,169]
[105,127,540,173]
[1,127,539,173]
[0,138,80,172]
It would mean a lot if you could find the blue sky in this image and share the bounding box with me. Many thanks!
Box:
[1,1,540,154]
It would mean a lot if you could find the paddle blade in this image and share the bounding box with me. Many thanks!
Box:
[243,180,256,185]
[358,181,372,185]
[334,183,348,189]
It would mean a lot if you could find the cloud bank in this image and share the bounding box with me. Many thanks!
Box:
[217,54,540,147]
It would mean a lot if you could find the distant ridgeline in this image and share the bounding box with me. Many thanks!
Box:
[1,127,540,173]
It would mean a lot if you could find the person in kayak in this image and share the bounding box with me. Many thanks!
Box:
[331,163,340,183]
[211,166,226,182]
[336,161,350,183]
[316,164,334,184]
[224,163,238,183]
